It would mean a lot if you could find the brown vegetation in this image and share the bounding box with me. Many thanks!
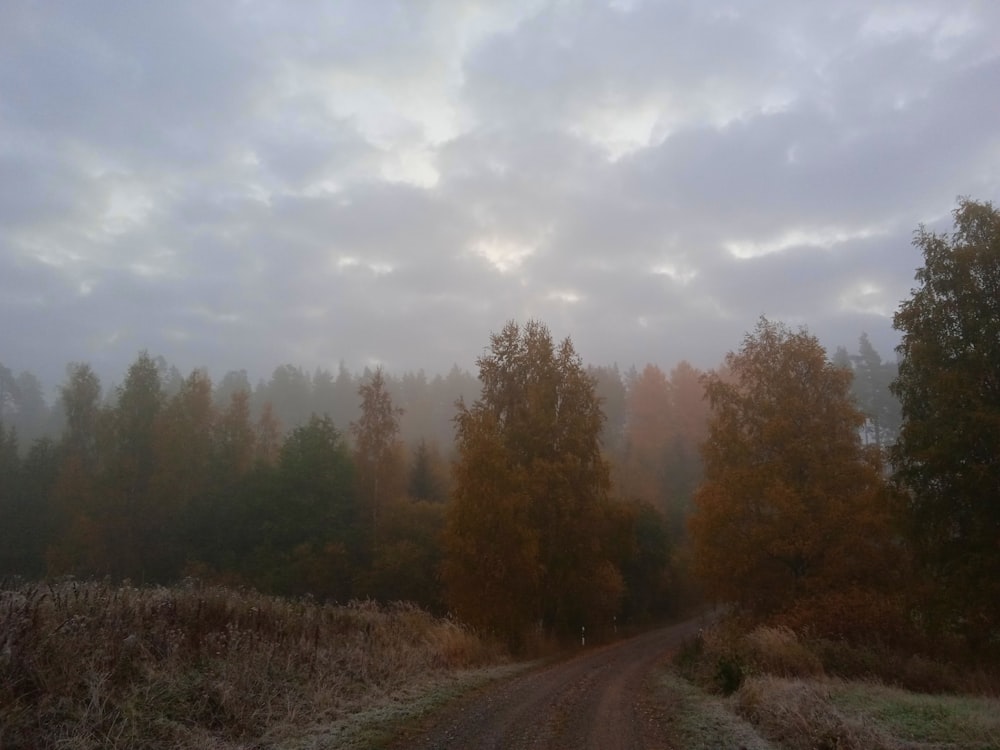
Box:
[689,318,902,635]
[0,578,505,749]
[667,622,1000,750]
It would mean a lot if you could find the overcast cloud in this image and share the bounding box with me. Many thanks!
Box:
[2,0,998,390]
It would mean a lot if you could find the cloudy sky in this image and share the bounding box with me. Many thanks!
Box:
[2,0,998,391]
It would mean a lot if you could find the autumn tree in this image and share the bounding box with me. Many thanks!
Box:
[351,367,404,546]
[689,318,897,630]
[443,320,624,644]
[891,198,1000,643]
[367,496,447,610]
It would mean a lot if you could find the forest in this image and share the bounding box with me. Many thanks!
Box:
[0,198,997,656]
[0,343,715,629]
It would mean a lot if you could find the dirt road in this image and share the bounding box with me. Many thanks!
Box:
[390,617,703,750]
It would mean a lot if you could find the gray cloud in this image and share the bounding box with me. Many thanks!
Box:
[1,0,997,396]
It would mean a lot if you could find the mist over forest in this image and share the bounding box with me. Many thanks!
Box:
[0,323,897,458]
[0,315,900,615]
[3,3,1000,746]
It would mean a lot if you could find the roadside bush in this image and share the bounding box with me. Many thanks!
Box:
[715,656,745,695]
[676,622,822,695]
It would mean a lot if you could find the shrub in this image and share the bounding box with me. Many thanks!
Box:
[676,622,823,695]
[741,626,824,679]
[715,656,746,695]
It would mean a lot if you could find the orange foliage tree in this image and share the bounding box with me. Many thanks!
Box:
[443,321,624,645]
[689,318,900,632]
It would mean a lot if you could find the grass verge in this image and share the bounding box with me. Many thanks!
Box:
[828,680,1000,749]
[666,621,1000,750]
[653,671,777,750]
[280,662,530,750]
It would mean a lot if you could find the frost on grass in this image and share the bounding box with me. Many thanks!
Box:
[0,580,509,750]
[280,663,531,750]
[734,676,895,750]
[656,672,777,750]
[828,681,1000,749]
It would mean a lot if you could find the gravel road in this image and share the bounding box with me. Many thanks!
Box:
[390,617,703,750]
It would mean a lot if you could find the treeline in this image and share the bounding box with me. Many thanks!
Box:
[0,350,749,628]
[0,334,899,642]
[0,360,483,456]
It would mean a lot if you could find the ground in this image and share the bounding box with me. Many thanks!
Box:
[388,618,704,750]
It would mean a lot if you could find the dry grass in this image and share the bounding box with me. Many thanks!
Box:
[654,671,777,750]
[740,625,824,679]
[670,619,1000,749]
[734,676,895,750]
[829,680,1000,749]
[0,578,508,749]
[675,622,824,695]
[733,676,1000,750]
[811,637,1000,695]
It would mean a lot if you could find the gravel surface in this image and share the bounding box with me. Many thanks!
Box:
[390,618,703,750]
